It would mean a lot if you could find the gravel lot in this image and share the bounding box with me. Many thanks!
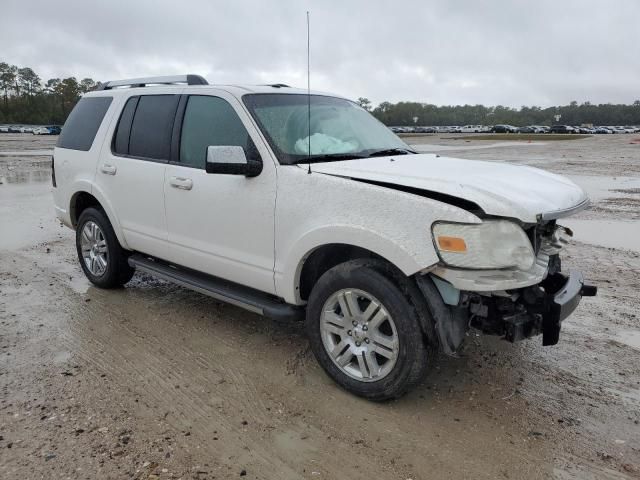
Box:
[0,133,638,479]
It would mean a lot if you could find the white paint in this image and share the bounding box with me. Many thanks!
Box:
[52,85,589,306]
[274,165,478,303]
[306,154,588,223]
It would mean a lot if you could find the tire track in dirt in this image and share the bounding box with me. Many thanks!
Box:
[7,249,416,479]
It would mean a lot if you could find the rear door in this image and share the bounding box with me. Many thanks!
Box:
[163,92,277,294]
[95,91,181,260]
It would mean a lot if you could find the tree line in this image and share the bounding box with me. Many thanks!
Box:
[357,97,640,127]
[0,61,98,125]
[2,61,640,127]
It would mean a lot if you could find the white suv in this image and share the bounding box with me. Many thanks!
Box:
[52,75,596,400]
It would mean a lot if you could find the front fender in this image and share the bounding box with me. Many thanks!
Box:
[273,166,482,305]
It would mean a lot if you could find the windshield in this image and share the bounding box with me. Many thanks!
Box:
[242,93,411,165]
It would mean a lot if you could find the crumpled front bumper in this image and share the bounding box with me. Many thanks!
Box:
[456,269,598,347]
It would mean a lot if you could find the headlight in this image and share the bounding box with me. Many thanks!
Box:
[432,220,535,270]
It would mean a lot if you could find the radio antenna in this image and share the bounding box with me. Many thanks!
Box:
[306,10,312,174]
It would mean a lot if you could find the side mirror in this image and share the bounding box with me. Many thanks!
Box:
[205,146,262,177]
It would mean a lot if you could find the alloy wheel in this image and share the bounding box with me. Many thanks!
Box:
[320,288,399,382]
[80,221,108,276]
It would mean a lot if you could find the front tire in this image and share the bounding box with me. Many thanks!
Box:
[305,260,433,401]
[76,207,134,288]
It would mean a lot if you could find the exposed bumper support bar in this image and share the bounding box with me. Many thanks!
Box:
[541,270,597,345]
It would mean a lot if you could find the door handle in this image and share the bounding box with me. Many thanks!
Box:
[100,164,117,175]
[169,177,193,190]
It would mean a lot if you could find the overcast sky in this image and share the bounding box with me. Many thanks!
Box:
[2,0,638,107]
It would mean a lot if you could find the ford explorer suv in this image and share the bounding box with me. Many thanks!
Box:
[52,75,596,400]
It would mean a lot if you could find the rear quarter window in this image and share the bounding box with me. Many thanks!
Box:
[57,96,113,151]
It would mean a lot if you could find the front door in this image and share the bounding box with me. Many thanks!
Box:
[164,93,277,294]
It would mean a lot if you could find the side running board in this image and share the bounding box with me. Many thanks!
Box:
[128,254,304,322]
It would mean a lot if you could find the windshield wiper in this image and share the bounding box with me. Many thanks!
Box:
[291,153,365,165]
[365,148,416,158]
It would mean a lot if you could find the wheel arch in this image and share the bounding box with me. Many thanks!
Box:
[70,189,130,250]
[297,244,388,302]
[279,226,435,305]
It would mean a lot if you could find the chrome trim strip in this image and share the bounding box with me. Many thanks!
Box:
[540,198,590,221]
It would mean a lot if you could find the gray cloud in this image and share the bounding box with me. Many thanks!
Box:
[2,0,639,106]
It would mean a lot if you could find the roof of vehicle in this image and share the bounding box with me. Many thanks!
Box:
[86,75,343,99]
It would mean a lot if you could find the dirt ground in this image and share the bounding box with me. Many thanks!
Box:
[0,133,638,479]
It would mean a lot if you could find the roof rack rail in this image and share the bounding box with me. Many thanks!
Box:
[96,74,208,91]
[261,83,290,88]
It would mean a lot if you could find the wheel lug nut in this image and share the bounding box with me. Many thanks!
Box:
[347,330,352,336]
[352,320,358,327]
[365,338,370,344]
[355,341,361,347]
[362,325,368,331]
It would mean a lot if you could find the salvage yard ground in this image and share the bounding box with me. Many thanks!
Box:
[0,133,639,479]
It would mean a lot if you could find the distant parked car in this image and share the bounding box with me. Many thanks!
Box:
[578,127,596,134]
[595,127,612,134]
[33,126,61,135]
[460,125,483,133]
[549,125,576,134]
[0,126,9,133]
[517,126,545,134]
[444,126,463,133]
[491,124,517,133]
[414,126,436,133]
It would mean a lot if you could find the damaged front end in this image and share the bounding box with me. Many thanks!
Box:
[466,269,597,346]
[418,221,597,354]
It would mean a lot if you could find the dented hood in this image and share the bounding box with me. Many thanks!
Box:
[306,154,588,223]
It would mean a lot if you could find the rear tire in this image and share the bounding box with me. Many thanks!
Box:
[305,259,434,401]
[76,207,134,288]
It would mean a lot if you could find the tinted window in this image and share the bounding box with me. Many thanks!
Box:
[113,96,139,155]
[57,96,112,151]
[180,96,253,169]
[129,95,179,160]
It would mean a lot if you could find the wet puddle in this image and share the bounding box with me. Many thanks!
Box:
[0,182,58,250]
[562,219,640,252]
[0,149,53,156]
[615,330,640,350]
[567,174,640,202]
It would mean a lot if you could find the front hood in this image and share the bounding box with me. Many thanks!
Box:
[305,154,588,223]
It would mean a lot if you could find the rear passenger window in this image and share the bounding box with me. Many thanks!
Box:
[128,95,179,160]
[57,96,112,151]
[179,96,254,169]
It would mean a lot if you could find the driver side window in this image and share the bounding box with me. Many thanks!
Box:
[179,95,256,169]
